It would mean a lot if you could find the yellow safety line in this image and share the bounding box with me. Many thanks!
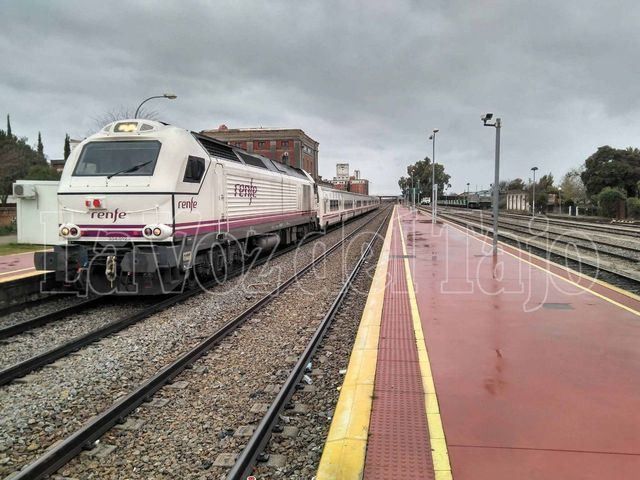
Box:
[0,270,45,283]
[397,211,453,480]
[439,216,640,318]
[316,206,396,479]
[0,266,36,276]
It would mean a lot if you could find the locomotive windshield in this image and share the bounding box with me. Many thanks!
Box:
[73,140,161,177]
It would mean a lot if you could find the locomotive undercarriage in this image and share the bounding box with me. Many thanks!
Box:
[35,222,317,296]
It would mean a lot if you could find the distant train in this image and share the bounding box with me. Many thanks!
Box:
[422,192,492,209]
[35,120,379,295]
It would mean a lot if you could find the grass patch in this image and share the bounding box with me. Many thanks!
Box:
[0,243,49,256]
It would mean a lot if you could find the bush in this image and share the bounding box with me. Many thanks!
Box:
[25,164,61,181]
[597,187,627,218]
[627,197,640,219]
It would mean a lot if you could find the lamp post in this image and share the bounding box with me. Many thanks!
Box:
[558,187,562,214]
[531,166,539,216]
[481,113,501,257]
[134,93,177,118]
[428,129,439,224]
[466,182,470,208]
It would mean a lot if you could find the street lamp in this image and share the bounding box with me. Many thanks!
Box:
[428,129,439,224]
[481,113,501,257]
[558,187,562,214]
[134,93,177,118]
[466,182,470,208]
[531,166,539,216]
[410,171,415,209]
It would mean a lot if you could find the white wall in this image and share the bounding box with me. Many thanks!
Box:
[14,180,62,245]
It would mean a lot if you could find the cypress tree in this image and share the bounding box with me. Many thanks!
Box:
[6,114,11,137]
[64,134,71,160]
[37,132,44,158]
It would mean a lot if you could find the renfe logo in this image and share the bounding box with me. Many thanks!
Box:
[234,181,257,201]
[177,197,198,212]
[90,208,127,223]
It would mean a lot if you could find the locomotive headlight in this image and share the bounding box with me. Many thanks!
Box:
[59,224,81,239]
[142,224,172,240]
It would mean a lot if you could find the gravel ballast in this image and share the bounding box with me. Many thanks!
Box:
[52,209,389,479]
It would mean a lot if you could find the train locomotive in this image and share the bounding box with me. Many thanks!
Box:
[35,120,379,295]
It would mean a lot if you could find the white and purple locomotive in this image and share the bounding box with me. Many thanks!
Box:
[35,120,379,294]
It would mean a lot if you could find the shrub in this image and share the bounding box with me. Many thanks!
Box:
[597,187,627,218]
[627,197,640,219]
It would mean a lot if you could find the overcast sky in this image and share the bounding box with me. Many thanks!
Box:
[2,0,639,194]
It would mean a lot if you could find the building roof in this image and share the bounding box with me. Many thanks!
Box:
[201,126,319,147]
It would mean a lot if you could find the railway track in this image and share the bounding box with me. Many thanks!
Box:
[227,206,390,479]
[421,207,640,290]
[446,209,640,260]
[455,208,640,238]
[0,297,103,340]
[1,206,390,479]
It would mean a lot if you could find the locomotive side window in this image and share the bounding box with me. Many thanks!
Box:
[73,141,160,177]
[329,199,339,211]
[183,156,206,183]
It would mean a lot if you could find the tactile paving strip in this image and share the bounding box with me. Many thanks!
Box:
[364,218,435,479]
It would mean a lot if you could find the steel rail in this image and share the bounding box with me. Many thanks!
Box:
[448,209,640,253]
[423,207,640,286]
[455,208,640,238]
[0,211,380,386]
[8,206,389,480]
[424,206,639,259]
[227,208,391,479]
[451,213,640,259]
[0,297,103,340]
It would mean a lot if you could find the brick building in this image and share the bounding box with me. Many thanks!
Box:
[201,125,319,179]
[331,164,370,195]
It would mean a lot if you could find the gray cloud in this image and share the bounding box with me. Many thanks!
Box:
[2,0,639,194]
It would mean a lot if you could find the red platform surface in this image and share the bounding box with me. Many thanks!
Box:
[0,251,39,280]
[393,206,640,479]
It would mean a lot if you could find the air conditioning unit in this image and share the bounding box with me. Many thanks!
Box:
[13,183,37,199]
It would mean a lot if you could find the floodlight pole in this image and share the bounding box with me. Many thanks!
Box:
[482,114,501,257]
[531,166,538,216]
[491,119,501,256]
[429,129,439,224]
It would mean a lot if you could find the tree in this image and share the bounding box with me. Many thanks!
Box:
[37,132,44,159]
[627,197,640,219]
[581,146,640,199]
[398,156,451,199]
[0,130,46,204]
[64,133,71,160]
[505,178,526,191]
[559,168,586,206]
[6,114,11,137]
[537,173,555,192]
[91,106,158,133]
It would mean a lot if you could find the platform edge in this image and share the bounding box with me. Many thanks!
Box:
[316,206,395,480]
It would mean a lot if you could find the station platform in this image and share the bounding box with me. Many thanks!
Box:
[318,205,640,479]
[0,250,45,283]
